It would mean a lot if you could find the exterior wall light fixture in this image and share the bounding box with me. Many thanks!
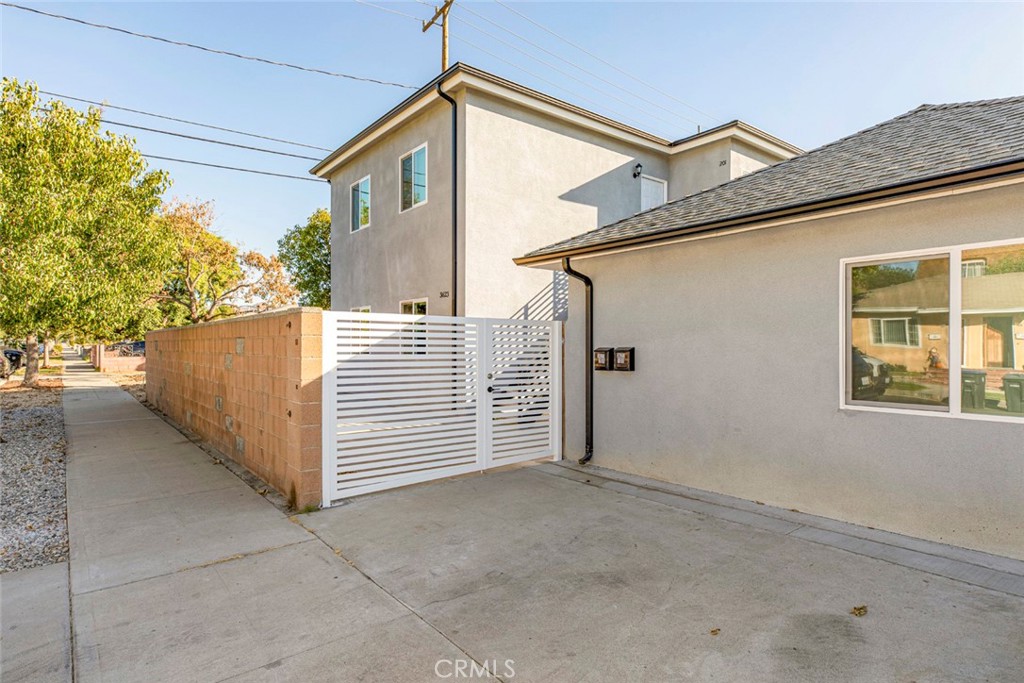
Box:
[633,163,643,178]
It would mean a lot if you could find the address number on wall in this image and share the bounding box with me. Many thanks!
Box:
[439,291,450,298]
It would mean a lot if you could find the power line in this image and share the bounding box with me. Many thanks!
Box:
[141,154,324,182]
[454,1,705,129]
[492,0,720,123]
[2,2,417,89]
[102,118,321,161]
[34,106,321,160]
[450,33,656,133]
[352,0,427,23]
[446,7,694,132]
[39,90,331,152]
[356,0,658,133]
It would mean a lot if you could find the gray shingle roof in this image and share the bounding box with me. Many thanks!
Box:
[522,95,1024,260]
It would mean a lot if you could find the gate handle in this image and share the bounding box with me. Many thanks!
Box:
[487,386,495,393]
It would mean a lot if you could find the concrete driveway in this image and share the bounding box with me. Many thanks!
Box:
[7,362,1021,682]
[305,464,1024,682]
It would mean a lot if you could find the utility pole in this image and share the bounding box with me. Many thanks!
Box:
[422,0,455,71]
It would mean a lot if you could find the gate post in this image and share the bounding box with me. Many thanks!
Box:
[551,320,563,461]
[320,311,337,508]
[476,320,493,470]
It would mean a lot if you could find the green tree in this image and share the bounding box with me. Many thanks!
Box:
[0,79,172,385]
[850,264,917,303]
[277,208,331,308]
[157,199,297,324]
[987,254,1024,275]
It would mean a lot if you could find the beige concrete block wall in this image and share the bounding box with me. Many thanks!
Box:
[90,345,146,373]
[145,308,323,509]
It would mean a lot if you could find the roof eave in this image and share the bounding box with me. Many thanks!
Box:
[668,120,804,157]
[515,158,1024,266]
[310,64,463,178]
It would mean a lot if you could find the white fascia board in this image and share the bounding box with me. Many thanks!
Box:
[667,124,800,160]
[457,73,669,154]
[311,81,456,178]
[312,67,798,178]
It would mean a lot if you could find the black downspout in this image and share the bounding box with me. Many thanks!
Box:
[436,83,458,315]
[561,257,594,464]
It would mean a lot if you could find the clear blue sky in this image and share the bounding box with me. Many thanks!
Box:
[3,2,1022,256]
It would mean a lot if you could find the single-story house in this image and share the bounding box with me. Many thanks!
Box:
[515,95,1024,559]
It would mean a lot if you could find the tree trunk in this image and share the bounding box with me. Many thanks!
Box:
[23,335,40,387]
[42,338,51,368]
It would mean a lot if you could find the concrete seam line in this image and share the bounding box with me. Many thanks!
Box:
[71,540,316,597]
[551,464,1024,577]
[64,416,161,425]
[288,516,508,683]
[531,465,1024,596]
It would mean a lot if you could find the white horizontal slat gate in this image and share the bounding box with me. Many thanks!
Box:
[322,312,561,504]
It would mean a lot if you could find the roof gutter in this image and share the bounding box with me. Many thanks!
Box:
[514,159,1024,266]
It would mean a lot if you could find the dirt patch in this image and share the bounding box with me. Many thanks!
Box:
[0,378,64,403]
[106,372,147,404]
[0,378,68,572]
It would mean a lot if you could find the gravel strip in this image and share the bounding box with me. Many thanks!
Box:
[0,379,68,573]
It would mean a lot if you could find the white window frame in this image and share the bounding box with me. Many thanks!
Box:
[640,174,668,212]
[399,298,428,315]
[868,317,921,347]
[839,237,1024,424]
[399,143,428,213]
[962,258,987,278]
[350,175,371,233]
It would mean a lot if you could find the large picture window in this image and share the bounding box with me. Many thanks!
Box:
[350,176,371,232]
[400,144,427,211]
[844,239,1024,421]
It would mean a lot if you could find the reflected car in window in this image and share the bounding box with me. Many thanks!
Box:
[851,347,892,401]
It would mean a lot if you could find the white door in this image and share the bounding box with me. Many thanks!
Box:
[640,175,667,212]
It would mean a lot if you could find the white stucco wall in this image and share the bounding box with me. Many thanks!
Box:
[327,98,458,314]
[560,182,1024,559]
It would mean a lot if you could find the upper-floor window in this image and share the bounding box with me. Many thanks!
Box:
[350,176,371,232]
[400,144,428,211]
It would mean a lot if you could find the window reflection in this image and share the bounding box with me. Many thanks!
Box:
[850,257,950,408]
[961,245,1024,416]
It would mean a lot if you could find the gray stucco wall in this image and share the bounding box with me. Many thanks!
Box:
[463,91,669,319]
[667,139,732,201]
[560,183,1024,559]
[328,98,458,314]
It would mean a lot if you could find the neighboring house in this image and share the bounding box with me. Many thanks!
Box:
[310,63,800,319]
[515,96,1024,560]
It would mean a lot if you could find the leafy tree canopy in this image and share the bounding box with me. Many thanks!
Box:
[277,208,331,308]
[0,78,172,344]
[987,254,1024,275]
[156,199,297,324]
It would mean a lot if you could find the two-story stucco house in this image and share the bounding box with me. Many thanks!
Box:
[310,63,800,319]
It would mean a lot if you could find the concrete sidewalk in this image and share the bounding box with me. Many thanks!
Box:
[44,360,466,682]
